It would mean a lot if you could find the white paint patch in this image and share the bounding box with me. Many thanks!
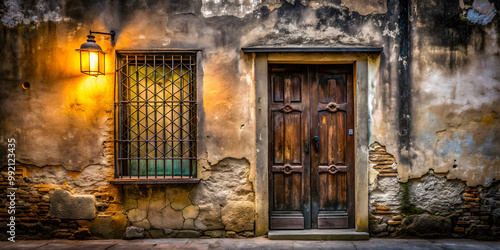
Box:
[201,0,265,18]
[467,0,497,25]
[382,22,399,39]
[420,66,500,111]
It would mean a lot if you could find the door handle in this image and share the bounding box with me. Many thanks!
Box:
[313,136,319,152]
[305,142,309,154]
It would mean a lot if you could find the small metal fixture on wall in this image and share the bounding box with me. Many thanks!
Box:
[76,30,116,76]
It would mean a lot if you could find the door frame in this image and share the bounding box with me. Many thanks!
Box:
[250,50,382,236]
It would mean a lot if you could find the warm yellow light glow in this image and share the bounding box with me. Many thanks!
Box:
[89,51,99,72]
[64,76,111,124]
[80,51,90,72]
[78,50,105,76]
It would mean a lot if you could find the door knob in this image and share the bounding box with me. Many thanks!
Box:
[313,136,319,152]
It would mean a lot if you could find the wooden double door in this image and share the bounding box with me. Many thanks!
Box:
[269,64,355,229]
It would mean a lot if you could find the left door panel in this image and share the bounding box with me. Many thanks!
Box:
[268,65,310,229]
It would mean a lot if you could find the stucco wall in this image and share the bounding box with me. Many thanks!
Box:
[0,0,499,239]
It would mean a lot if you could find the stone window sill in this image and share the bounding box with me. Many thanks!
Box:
[110,177,200,185]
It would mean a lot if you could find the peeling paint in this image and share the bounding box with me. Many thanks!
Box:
[466,0,497,25]
[341,0,388,16]
[1,0,63,27]
[369,141,398,184]
[22,163,114,193]
[201,0,281,18]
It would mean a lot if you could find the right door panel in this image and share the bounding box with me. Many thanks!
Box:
[311,65,355,229]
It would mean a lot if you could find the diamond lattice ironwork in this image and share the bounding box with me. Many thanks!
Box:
[115,53,197,179]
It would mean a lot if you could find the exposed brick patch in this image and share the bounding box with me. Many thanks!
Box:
[451,186,496,238]
[0,164,122,240]
[369,142,397,177]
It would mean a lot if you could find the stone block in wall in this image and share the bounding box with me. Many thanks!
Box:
[148,229,166,239]
[148,206,183,229]
[49,189,95,220]
[468,224,494,240]
[89,212,128,239]
[397,214,452,238]
[197,204,224,230]
[123,197,138,210]
[392,215,402,221]
[494,208,500,225]
[54,229,74,238]
[369,222,388,233]
[112,213,129,238]
[90,215,113,238]
[194,219,207,230]
[204,230,226,237]
[242,231,254,237]
[175,230,201,238]
[72,227,92,240]
[125,226,144,239]
[226,231,237,238]
[131,219,151,230]
[127,208,147,222]
[221,201,255,232]
[387,220,402,226]
[164,229,174,236]
[183,218,196,229]
[165,187,191,210]
[182,205,199,219]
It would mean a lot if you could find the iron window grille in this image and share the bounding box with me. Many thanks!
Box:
[114,52,197,181]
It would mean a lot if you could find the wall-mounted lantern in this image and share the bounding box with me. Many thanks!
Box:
[76,30,115,76]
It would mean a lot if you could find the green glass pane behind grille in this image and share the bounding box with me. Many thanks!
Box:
[128,160,196,176]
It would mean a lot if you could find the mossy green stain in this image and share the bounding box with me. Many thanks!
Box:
[400,183,425,215]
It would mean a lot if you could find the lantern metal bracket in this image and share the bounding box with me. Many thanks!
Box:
[89,30,116,44]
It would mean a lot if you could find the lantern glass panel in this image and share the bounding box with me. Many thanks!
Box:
[98,51,105,75]
[80,50,105,76]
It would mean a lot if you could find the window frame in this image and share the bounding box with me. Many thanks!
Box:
[111,50,201,184]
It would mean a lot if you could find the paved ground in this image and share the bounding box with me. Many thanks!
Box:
[1,238,500,250]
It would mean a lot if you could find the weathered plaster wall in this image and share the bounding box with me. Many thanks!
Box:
[369,0,500,187]
[367,0,500,238]
[0,0,499,240]
[407,0,500,186]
